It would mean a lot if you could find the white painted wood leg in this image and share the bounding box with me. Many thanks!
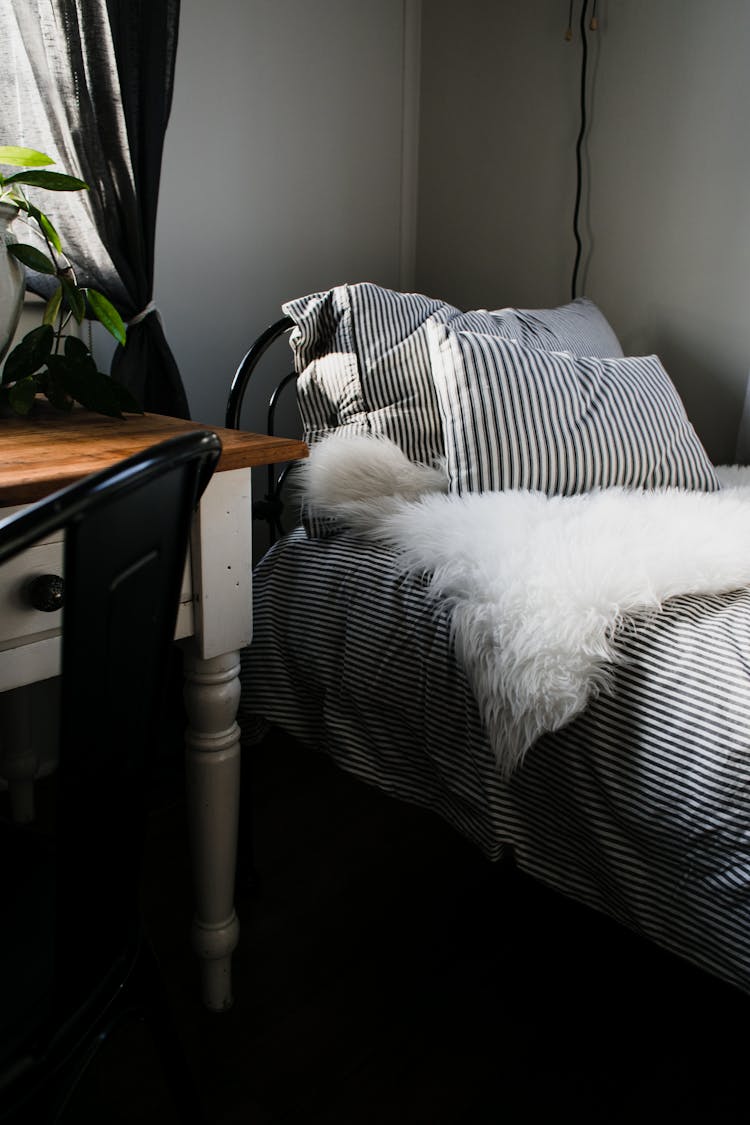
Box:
[183,643,242,1012]
[0,685,38,823]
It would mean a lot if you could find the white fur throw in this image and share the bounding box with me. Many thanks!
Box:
[298,431,447,506]
[301,434,750,775]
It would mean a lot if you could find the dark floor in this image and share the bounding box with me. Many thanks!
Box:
[60,725,749,1125]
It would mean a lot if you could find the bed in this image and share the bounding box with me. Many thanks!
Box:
[235,282,750,1000]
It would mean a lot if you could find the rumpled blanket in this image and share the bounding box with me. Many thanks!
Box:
[299,435,750,774]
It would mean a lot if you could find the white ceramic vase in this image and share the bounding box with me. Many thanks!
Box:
[0,202,26,365]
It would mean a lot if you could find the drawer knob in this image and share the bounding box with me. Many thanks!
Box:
[26,573,65,613]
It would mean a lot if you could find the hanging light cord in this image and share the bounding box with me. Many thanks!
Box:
[570,0,590,301]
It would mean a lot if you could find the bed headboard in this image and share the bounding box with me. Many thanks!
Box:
[225,315,298,543]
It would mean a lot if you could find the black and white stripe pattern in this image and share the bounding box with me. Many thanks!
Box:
[284,283,446,464]
[428,322,720,494]
[283,284,627,535]
[240,527,750,997]
[491,296,624,358]
[283,284,625,467]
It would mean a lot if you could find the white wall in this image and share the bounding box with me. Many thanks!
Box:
[418,1,579,311]
[155,0,750,465]
[10,2,750,467]
[417,0,750,464]
[156,0,412,432]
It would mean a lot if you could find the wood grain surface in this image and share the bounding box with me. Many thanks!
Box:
[0,402,308,504]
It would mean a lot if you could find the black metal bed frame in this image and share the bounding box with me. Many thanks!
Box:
[224,315,298,543]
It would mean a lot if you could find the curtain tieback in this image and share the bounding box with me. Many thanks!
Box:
[128,300,158,327]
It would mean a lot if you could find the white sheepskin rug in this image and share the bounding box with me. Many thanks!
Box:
[300,434,750,776]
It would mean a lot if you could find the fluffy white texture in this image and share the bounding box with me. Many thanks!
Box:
[715,464,750,488]
[302,439,750,776]
[299,433,447,507]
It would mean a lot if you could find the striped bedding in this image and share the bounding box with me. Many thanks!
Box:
[426,325,720,496]
[284,283,623,483]
[240,526,750,999]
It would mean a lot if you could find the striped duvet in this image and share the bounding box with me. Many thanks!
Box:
[239,526,750,997]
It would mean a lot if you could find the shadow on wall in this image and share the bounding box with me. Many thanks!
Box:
[627,325,746,468]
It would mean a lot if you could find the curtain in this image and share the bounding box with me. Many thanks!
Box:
[0,0,189,418]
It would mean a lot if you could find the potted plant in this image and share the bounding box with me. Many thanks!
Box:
[0,196,25,365]
[0,145,141,419]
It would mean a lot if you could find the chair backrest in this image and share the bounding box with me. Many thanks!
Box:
[0,429,221,1017]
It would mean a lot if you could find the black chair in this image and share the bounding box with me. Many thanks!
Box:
[0,430,222,1124]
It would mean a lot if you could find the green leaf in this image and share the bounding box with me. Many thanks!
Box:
[42,286,63,326]
[56,364,125,419]
[47,340,97,397]
[63,334,97,372]
[43,369,74,412]
[43,354,70,378]
[8,376,39,415]
[0,146,54,168]
[60,277,86,323]
[2,325,54,384]
[111,378,144,415]
[3,169,89,192]
[7,242,57,274]
[86,288,127,346]
[23,203,63,254]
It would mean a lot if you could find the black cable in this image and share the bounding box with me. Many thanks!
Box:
[571,0,589,301]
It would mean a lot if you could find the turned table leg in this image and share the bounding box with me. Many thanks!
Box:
[182,644,242,1012]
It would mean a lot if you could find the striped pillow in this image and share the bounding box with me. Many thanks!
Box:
[488,296,623,358]
[283,284,624,466]
[283,284,626,535]
[427,320,720,495]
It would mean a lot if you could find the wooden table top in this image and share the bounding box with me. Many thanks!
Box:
[0,403,308,505]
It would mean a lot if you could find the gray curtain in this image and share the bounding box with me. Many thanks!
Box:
[0,0,189,418]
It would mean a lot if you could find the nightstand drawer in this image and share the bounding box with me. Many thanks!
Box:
[0,533,194,650]
[0,534,64,648]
